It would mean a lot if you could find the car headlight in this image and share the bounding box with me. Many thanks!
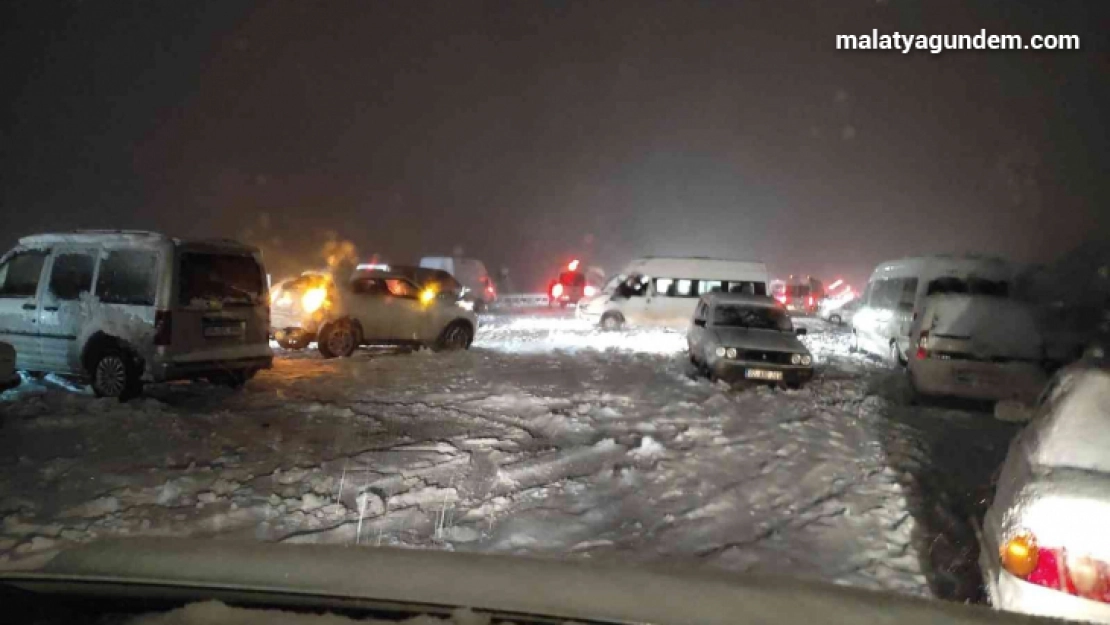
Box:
[726,347,737,359]
[420,288,437,304]
[791,353,802,365]
[715,347,726,357]
[802,354,812,366]
[301,287,328,313]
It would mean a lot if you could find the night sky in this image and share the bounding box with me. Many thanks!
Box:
[3,0,1108,289]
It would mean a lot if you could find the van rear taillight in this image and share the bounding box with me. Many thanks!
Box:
[915,330,929,360]
[154,310,172,346]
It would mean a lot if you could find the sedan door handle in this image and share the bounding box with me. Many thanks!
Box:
[22,304,36,310]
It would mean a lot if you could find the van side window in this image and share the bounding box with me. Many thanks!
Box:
[351,278,387,296]
[698,280,723,295]
[96,250,157,306]
[675,279,695,297]
[0,251,48,298]
[653,278,675,296]
[898,278,918,311]
[48,252,96,301]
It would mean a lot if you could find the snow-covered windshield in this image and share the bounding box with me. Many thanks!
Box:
[713,304,792,331]
[178,253,264,306]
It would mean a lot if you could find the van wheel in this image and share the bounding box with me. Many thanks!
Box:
[434,322,472,352]
[90,346,142,401]
[600,312,624,331]
[319,321,359,358]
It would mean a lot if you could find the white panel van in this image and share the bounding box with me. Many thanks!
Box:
[0,231,273,399]
[851,255,1021,364]
[577,256,769,330]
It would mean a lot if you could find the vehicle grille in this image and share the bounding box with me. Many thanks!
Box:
[736,350,794,364]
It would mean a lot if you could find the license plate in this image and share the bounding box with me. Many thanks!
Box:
[745,369,783,381]
[204,323,244,338]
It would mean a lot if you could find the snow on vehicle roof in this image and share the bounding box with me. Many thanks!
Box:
[17,230,258,253]
[701,293,781,307]
[19,230,172,248]
[623,257,768,281]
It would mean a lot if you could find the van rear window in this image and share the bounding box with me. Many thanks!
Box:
[926,277,1009,297]
[179,253,263,306]
[96,250,157,306]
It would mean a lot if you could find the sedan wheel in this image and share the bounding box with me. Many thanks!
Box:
[436,323,472,351]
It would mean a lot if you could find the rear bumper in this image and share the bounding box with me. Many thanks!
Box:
[909,358,1046,402]
[710,360,814,385]
[150,345,273,382]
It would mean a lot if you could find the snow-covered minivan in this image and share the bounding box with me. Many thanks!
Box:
[0,231,273,399]
[851,255,1021,365]
[577,256,769,330]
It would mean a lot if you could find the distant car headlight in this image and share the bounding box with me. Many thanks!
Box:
[715,347,726,358]
[301,287,328,313]
[791,353,802,365]
[726,347,737,359]
[801,355,812,366]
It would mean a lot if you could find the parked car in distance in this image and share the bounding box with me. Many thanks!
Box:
[852,255,1021,366]
[0,231,272,400]
[819,297,861,326]
[978,360,1110,622]
[687,293,814,388]
[419,256,496,312]
[270,271,332,350]
[315,266,477,358]
[0,341,19,392]
[578,256,769,330]
[778,277,825,315]
[909,294,1047,403]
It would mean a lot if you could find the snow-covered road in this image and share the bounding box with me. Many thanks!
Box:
[0,312,1020,603]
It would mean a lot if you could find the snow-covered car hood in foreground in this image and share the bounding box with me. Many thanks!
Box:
[1,538,1028,625]
[711,327,808,353]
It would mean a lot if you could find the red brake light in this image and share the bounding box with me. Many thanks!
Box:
[552,283,564,298]
[1005,534,1110,604]
[153,310,172,346]
[915,330,929,359]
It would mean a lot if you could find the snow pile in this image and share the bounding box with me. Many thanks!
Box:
[476,315,686,354]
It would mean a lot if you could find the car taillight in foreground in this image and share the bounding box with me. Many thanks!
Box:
[552,283,564,298]
[153,310,172,346]
[1002,532,1110,603]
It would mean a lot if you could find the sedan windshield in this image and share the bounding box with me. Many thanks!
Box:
[713,304,792,331]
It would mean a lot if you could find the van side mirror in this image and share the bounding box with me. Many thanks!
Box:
[795,327,807,336]
[694,318,706,327]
